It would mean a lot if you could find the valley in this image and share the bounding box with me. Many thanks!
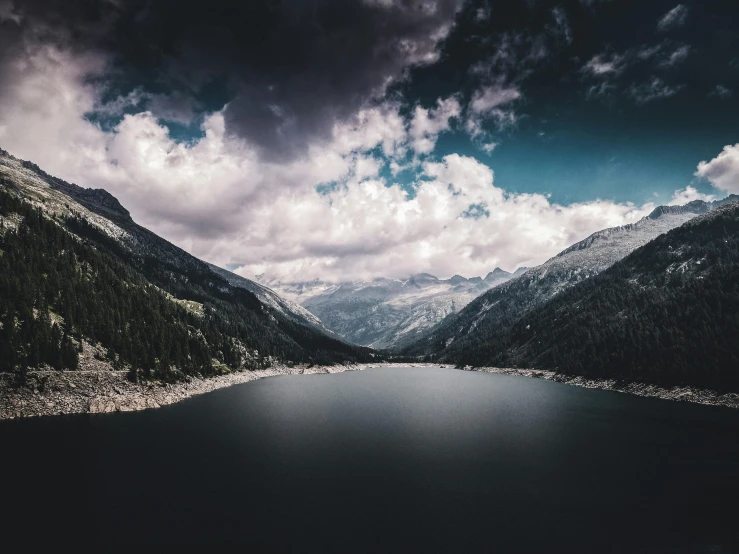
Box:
[258,268,526,348]
[3,1,738,550]
[2,146,739,414]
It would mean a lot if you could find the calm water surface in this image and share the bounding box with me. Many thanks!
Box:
[3,367,739,552]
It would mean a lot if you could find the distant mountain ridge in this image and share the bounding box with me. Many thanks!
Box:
[258,268,527,349]
[19,158,133,222]
[265,194,733,353]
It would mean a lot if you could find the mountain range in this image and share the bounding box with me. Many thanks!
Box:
[258,268,527,349]
[2,146,738,392]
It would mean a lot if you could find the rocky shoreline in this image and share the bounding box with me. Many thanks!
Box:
[459,366,739,409]
[0,363,364,420]
[2,362,738,420]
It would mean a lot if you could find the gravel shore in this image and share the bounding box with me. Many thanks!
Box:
[0,363,367,420]
[459,366,739,409]
[2,362,737,420]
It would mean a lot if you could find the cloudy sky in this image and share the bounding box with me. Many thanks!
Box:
[0,0,737,282]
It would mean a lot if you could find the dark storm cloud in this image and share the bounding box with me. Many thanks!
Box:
[4,0,464,159]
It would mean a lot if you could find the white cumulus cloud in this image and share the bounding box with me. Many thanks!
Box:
[409,96,461,155]
[668,186,716,206]
[695,144,739,194]
[0,42,662,284]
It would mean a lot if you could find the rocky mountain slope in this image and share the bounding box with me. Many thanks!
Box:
[0,148,373,381]
[404,195,738,359]
[207,263,333,334]
[260,268,526,349]
[0,149,323,331]
[431,201,739,391]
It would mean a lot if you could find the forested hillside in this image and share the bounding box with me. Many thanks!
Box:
[403,196,736,360]
[0,173,373,383]
[426,202,739,391]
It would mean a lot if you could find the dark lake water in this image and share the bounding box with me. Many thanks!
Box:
[3,367,739,551]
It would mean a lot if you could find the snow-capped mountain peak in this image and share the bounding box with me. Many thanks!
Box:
[258,269,521,349]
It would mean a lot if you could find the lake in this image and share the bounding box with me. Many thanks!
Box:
[3,366,739,551]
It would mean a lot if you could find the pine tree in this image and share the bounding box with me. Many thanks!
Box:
[61,333,78,370]
[48,323,63,370]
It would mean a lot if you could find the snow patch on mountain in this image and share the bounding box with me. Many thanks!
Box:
[258,268,525,349]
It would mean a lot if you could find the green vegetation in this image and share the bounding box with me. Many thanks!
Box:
[421,204,739,391]
[0,185,372,382]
